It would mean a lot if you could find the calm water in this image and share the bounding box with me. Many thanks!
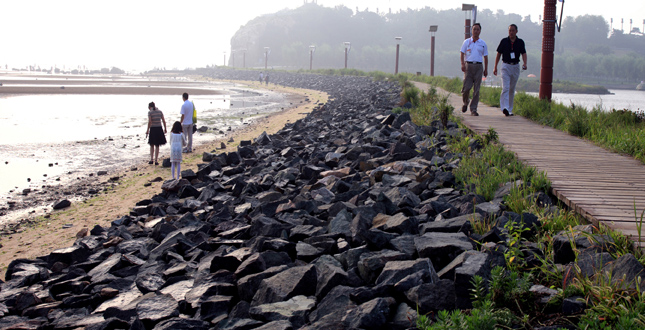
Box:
[527,89,645,112]
[0,85,286,197]
[0,94,229,144]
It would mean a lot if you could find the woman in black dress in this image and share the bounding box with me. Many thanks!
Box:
[145,101,167,165]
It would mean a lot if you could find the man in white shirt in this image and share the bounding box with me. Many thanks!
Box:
[459,23,488,116]
[180,92,194,153]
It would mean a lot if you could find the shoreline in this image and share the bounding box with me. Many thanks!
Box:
[0,79,328,278]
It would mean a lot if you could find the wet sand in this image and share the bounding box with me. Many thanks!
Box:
[0,77,328,278]
[0,75,287,215]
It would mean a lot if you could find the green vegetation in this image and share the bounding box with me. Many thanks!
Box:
[255,65,645,329]
[231,4,645,83]
[402,82,645,329]
[404,73,645,164]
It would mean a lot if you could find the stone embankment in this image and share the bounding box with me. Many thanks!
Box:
[0,69,639,330]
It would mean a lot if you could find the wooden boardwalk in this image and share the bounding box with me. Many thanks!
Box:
[413,82,645,241]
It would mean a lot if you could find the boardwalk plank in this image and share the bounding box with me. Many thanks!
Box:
[413,82,645,243]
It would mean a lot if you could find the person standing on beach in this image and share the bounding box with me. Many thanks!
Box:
[180,93,193,153]
[145,102,167,165]
[460,22,488,116]
[265,73,269,85]
[493,24,527,117]
[169,121,186,180]
[259,72,264,84]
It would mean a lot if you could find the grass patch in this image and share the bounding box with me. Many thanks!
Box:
[404,79,645,329]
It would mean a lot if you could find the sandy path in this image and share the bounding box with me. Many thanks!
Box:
[0,80,328,279]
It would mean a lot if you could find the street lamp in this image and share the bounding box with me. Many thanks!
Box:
[264,47,270,70]
[462,4,476,40]
[344,42,351,69]
[309,45,316,70]
[429,25,438,76]
[394,37,402,74]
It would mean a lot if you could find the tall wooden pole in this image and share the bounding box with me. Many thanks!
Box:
[539,0,557,101]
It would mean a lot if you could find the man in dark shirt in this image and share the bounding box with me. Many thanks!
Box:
[493,24,527,116]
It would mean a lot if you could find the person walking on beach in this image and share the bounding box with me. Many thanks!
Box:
[460,22,488,116]
[265,73,270,85]
[493,24,527,117]
[145,102,167,165]
[259,72,264,84]
[180,93,193,153]
[169,121,186,180]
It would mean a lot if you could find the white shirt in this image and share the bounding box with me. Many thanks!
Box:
[180,100,193,125]
[460,38,488,63]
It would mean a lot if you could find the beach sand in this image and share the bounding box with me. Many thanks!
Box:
[0,79,328,279]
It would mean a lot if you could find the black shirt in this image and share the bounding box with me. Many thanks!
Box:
[496,37,526,64]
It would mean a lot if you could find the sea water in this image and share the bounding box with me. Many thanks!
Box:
[0,87,285,197]
[527,89,645,112]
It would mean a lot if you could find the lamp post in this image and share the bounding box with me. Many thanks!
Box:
[462,4,476,40]
[429,25,438,76]
[223,51,226,67]
[264,47,270,70]
[394,37,402,74]
[344,42,351,69]
[309,45,316,70]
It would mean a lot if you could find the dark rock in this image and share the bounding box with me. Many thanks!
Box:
[53,199,71,210]
[562,296,586,315]
[151,318,211,330]
[357,250,407,284]
[372,213,417,235]
[252,265,317,306]
[419,213,478,234]
[342,297,394,329]
[253,320,293,330]
[375,258,439,287]
[414,232,473,271]
[217,318,264,330]
[405,279,456,314]
[136,294,179,326]
[198,295,233,322]
[249,295,316,328]
[454,251,503,309]
[605,253,645,290]
[391,302,417,330]
[237,265,289,302]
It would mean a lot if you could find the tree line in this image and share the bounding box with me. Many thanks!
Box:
[229,4,645,84]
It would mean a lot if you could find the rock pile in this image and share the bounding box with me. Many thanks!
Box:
[0,69,633,330]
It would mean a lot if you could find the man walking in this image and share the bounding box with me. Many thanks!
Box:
[460,23,488,116]
[180,92,194,153]
[493,24,527,117]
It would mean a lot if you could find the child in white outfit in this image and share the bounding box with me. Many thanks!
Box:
[169,121,187,180]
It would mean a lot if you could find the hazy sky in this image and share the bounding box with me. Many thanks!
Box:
[2,0,644,72]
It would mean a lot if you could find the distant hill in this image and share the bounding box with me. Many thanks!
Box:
[229,3,645,83]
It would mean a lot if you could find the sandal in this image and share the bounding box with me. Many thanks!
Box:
[148,161,153,164]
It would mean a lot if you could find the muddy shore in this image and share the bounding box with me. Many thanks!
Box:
[0,76,326,278]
